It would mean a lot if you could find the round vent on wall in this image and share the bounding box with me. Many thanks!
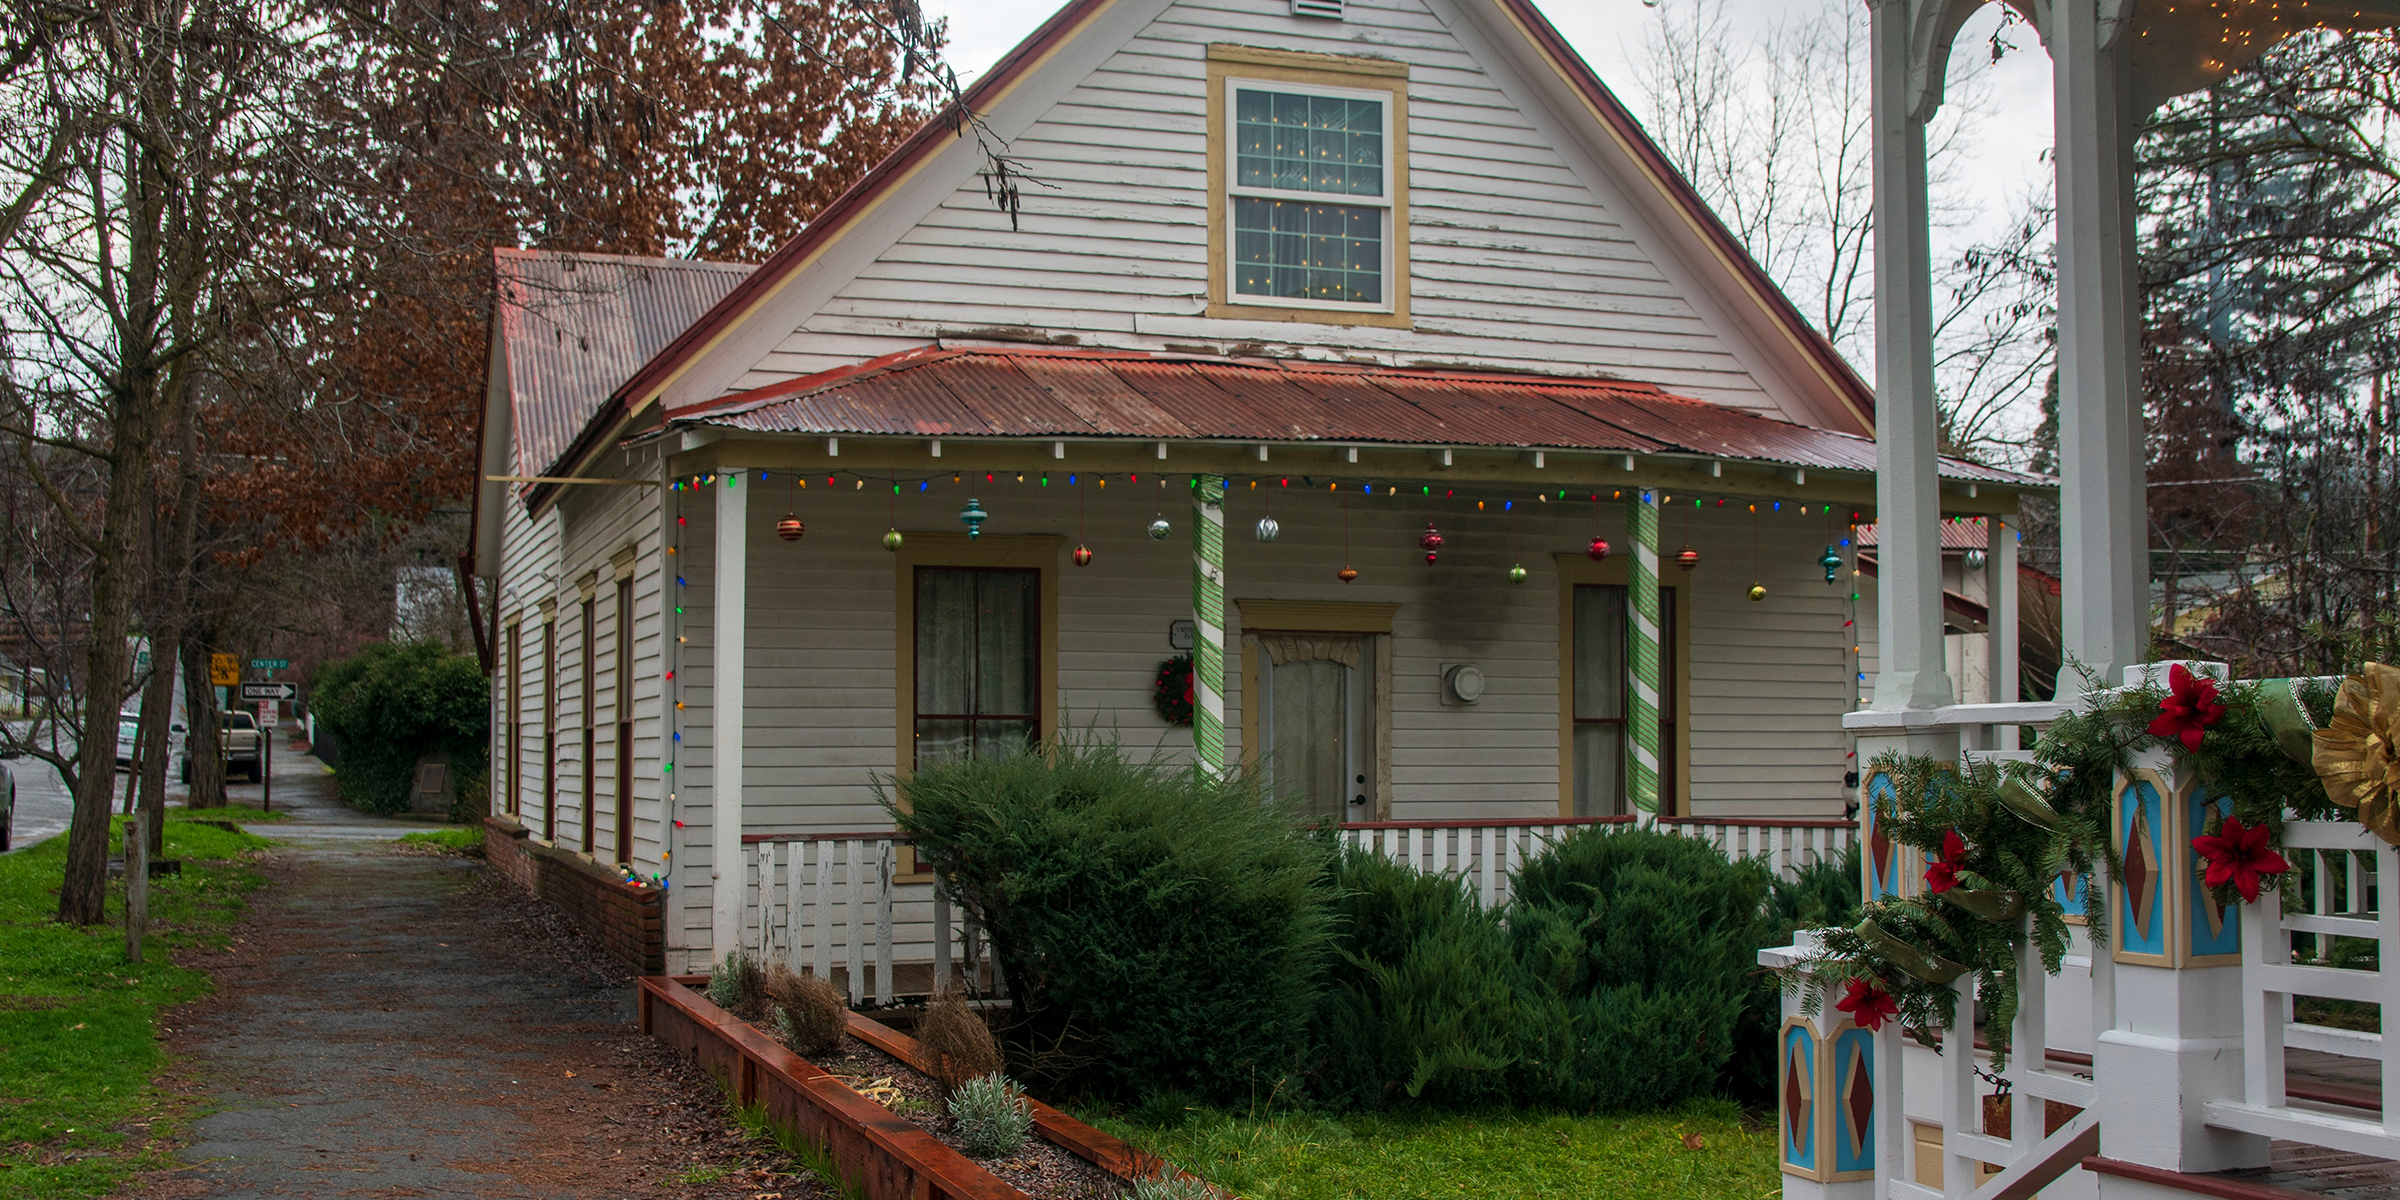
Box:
[1443,664,1486,705]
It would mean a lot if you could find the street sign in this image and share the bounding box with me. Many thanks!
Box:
[239,682,297,702]
[250,658,289,671]
[209,654,239,686]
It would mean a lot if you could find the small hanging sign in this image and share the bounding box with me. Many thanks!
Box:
[1168,619,1195,650]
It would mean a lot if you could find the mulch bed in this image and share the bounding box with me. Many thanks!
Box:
[808,1029,1128,1200]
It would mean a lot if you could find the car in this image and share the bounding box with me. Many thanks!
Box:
[178,711,261,783]
[115,715,139,769]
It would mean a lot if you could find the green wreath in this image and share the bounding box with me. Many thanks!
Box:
[1154,655,1193,727]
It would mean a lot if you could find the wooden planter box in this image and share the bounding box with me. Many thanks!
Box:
[639,976,1187,1200]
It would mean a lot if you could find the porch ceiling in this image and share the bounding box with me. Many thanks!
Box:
[660,345,2044,494]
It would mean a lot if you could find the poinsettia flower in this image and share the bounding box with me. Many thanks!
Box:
[1923,829,1967,894]
[2192,815,2291,903]
[1834,977,1898,1032]
[2148,663,2227,752]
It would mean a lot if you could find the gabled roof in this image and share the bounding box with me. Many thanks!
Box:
[667,346,2032,488]
[494,249,754,479]
[526,0,1880,511]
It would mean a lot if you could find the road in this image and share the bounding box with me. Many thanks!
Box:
[4,720,304,852]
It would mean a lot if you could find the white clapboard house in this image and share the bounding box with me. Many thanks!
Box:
[469,0,2044,976]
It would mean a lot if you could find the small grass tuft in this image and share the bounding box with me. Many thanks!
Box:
[395,827,484,854]
[915,989,1003,1096]
[762,962,847,1057]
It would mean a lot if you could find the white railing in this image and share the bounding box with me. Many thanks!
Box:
[1657,816,1859,880]
[2208,818,2400,1157]
[1340,813,1859,906]
[739,832,1002,1008]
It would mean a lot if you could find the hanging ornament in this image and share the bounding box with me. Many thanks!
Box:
[959,497,988,539]
[882,529,904,552]
[1508,564,1528,584]
[1748,583,1767,602]
[1586,536,1610,562]
[1820,545,1843,584]
[1418,522,1444,565]
[1675,546,1701,570]
[1072,478,1093,567]
[1964,548,1989,571]
[776,475,805,541]
[1338,566,1359,583]
[1338,491,1357,582]
[1073,544,1094,567]
[1256,515,1279,542]
[1147,513,1172,540]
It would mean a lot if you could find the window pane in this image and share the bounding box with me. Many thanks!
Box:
[975,571,1037,717]
[1573,585,1626,720]
[1233,198,1382,304]
[972,719,1037,760]
[1573,723,1624,817]
[1234,88,1383,199]
[916,718,971,765]
[916,570,975,716]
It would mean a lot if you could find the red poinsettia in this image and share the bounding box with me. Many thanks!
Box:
[2192,816,2291,903]
[1835,977,1898,1032]
[2148,663,2227,752]
[1923,830,1967,894]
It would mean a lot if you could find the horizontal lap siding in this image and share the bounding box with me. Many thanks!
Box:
[740,0,1779,413]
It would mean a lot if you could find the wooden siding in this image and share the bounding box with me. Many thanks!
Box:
[728,0,1791,417]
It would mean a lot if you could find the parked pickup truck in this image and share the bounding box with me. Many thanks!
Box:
[178,711,262,783]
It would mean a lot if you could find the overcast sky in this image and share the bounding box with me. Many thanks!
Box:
[926,0,2061,249]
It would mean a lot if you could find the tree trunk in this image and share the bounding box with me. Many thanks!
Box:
[136,405,200,855]
[182,637,226,809]
[58,412,159,923]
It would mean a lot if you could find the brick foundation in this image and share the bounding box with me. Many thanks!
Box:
[484,816,664,976]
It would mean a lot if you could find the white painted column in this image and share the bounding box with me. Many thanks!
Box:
[2052,0,2150,693]
[710,469,748,964]
[1992,515,2018,705]
[1866,0,1955,712]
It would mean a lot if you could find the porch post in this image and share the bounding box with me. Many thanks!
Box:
[1865,0,1955,712]
[2052,0,2150,692]
[711,469,747,963]
[1992,516,2018,705]
[1626,490,1661,815]
[1191,474,1227,776]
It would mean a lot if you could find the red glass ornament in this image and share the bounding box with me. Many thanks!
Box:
[1073,544,1094,567]
[1418,522,1443,564]
[1675,546,1701,570]
[776,514,805,541]
[1586,536,1610,562]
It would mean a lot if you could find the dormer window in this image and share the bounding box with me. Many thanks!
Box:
[1205,45,1410,328]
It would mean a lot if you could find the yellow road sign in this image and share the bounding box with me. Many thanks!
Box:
[209,654,239,686]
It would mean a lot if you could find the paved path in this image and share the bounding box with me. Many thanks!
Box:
[128,736,834,1200]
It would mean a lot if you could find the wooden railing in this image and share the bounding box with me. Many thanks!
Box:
[1338,813,1859,907]
[737,832,1001,1009]
[1655,816,1858,881]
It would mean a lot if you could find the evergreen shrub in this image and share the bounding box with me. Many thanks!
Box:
[1727,842,1865,1104]
[310,641,488,815]
[1307,845,1532,1109]
[1506,826,1772,1112]
[886,740,1333,1105]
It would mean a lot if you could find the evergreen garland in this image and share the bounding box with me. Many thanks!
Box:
[1794,666,2343,1066]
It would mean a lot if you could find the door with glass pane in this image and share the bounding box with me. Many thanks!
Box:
[1572,585,1676,815]
[1257,634,1375,822]
[914,568,1040,766]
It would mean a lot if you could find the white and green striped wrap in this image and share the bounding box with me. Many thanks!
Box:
[1191,475,1228,774]
[1627,492,1663,814]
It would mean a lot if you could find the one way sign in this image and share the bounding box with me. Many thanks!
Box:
[239,682,298,702]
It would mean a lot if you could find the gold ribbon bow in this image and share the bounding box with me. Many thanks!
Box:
[2316,663,2400,846]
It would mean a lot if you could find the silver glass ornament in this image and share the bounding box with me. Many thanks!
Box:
[1255,515,1280,542]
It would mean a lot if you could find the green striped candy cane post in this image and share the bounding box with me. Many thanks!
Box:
[1191,474,1228,775]
[1627,491,1663,815]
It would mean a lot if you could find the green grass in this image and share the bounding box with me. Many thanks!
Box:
[0,817,270,1198]
[1081,1101,1779,1200]
[396,827,483,852]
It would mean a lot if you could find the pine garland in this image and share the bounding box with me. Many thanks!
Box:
[1793,666,2342,1067]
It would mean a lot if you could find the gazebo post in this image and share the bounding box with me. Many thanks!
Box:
[1191,474,1227,776]
[711,468,748,965]
[1626,490,1663,818]
[1865,0,1955,714]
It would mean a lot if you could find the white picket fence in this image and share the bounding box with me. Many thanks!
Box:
[738,833,1000,1009]
[1339,814,1860,909]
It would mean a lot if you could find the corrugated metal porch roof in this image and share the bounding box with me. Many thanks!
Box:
[668,347,2044,488]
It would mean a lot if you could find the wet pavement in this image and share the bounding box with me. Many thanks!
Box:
[123,730,837,1199]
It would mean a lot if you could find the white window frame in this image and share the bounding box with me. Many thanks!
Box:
[1221,75,1396,316]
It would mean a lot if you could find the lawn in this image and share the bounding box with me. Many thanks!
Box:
[0,810,270,1199]
[1083,1100,1780,1200]
[396,827,483,853]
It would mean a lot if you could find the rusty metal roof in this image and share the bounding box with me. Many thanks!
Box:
[672,347,2044,488]
[496,249,754,479]
[1854,517,2014,551]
